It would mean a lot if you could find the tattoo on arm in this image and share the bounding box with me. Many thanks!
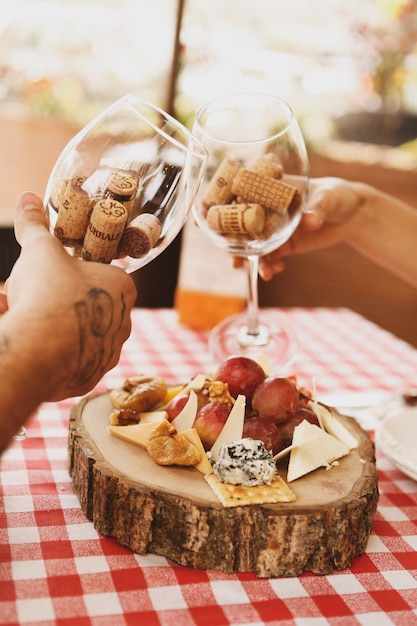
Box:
[69,288,126,389]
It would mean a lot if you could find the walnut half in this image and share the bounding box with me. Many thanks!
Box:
[146,420,201,466]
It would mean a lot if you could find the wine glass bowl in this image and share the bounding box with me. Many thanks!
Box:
[191,92,309,372]
[44,94,207,273]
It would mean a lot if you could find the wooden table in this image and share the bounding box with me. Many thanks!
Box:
[1,307,417,625]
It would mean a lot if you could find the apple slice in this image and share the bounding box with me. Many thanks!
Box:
[287,419,350,482]
[210,394,246,462]
[171,390,198,432]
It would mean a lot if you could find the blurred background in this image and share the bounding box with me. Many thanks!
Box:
[1,0,417,343]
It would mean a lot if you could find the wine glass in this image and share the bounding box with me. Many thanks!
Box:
[44,94,207,273]
[191,92,309,373]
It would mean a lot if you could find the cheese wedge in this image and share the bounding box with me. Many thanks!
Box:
[137,410,169,424]
[311,402,358,450]
[182,374,207,394]
[255,354,270,376]
[171,390,198,432]
[108,421,166,449]
[162,385,185,404]
[160,375,207,409]
[210,394,246,462]
[108,420,210,472]
[181,428,213,474]
[287,420,350,482]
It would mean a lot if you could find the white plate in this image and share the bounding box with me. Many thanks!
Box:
[376,407,417,481]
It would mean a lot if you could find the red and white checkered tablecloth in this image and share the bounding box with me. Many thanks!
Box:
[1,307,417,626]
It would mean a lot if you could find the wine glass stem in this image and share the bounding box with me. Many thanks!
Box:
[244,255,261,337]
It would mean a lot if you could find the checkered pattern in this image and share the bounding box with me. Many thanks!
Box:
[1,308,417,626]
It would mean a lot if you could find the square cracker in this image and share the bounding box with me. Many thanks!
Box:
[205,473,296,507]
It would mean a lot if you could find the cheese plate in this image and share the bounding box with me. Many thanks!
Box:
[68,391,379,577]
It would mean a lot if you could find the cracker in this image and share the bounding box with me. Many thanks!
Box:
[205,473,296,507]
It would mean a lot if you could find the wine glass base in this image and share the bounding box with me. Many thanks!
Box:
[13,427,27,441]
[209,310,298,375]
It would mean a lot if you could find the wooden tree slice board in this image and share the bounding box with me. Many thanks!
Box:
[68,392,379,578]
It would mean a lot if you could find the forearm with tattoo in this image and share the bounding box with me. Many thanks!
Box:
[69,288,127,389]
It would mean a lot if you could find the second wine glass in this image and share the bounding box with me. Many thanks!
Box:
[191,92,310,373]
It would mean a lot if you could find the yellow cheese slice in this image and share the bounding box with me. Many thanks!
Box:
[162,385,185,405]
[181,428,213,475]
[108,421,210,473]
[287,420,350,482]
[107,421,165,449]
[160,375,207,409]
[137,410,168,424]
[171,390,198,432]
[210,394,246,462]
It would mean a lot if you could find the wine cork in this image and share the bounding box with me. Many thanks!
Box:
[259,209,287,239]
[231,168,297,213]
[203,159,242,209]
[54,176,91,245]
[105,170,138,202]
[250,155,283,179]
[82,199,128,263]
[50,178,70,212]
[119,213,162,258]
[207,203,265,236]
[289,189,302,214]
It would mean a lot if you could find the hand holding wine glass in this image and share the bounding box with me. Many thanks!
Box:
[12,95,207,444]
[191,92,309,373]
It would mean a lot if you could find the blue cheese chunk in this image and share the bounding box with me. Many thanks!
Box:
[212,438,276,486]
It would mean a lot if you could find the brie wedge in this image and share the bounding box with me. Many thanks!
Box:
[287,420,350,482]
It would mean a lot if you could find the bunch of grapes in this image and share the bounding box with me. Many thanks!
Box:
[166,356,319,455]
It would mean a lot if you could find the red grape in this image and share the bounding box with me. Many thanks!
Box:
[215,356,266,401]
[193,402,232,449]
[166,394,189,421]
[251,376,300,423]
[242,416,283,456]
[278,407,319,447]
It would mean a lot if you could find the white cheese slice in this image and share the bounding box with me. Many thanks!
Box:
[107,421,164,449]
[182,374,207,394]
[181,428,212,474]
[310,401,358,450]
[255,354,270,375]
[287,419,350,482]
[171,390,198,432]
[210,394,246,462]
